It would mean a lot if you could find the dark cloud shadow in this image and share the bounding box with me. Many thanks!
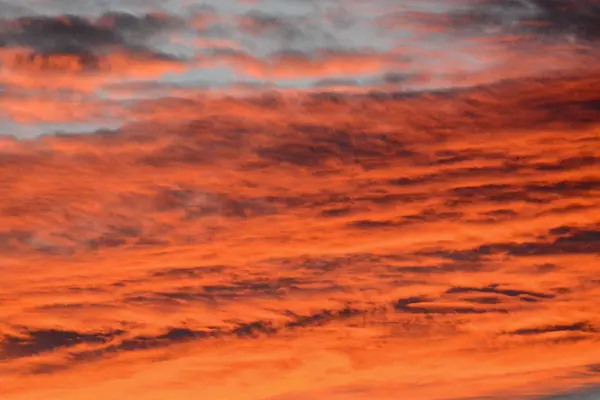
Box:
[0,12,183,71]
[1,328,124,361]
[508,321,596,336]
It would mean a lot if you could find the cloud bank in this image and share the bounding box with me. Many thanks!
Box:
[1,1,600,400]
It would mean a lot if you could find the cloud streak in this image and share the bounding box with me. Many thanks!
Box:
[1,1,600,400]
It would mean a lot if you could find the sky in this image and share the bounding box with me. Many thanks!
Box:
[0,1,600,399]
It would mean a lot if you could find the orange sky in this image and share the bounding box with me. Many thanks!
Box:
[1,2,600,400]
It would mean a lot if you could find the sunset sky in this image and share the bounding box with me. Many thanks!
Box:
[1,1,600,399]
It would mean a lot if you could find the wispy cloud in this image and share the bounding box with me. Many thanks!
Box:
[1,1,600,400]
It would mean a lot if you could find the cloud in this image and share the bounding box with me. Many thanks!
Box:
[528,0,600,41]
[508,322,596,336]
[446,285,555,300]
[1,328,123,360]
[0,13,181,63]
[1,2,600,400]
[439,0,600,42]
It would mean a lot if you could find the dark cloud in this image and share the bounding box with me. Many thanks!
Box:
[508,321,596,336]
[469,208,519,224]
[16,292,514,368]
[347,210,463,230]
[232,321,278,337]
[347,219,398,229]
[397,304,507,315]
[264,253,379,273]
[151,265,227,278]
[98,12,178,33]
[429,149,508,167]
[394,295,511,314]
[285,306,365,329]
[422,225,600,263]
[535,204,593,217]
[380,72,415,85]
[446,285,555,300]
[9,15,120,48]
[126,276,304,305]
[394,296,427,310]
[350,193,428,207]
[447,178,600,207]
[539,385,600,400]
[528,0,600,41]
[313,78,360,88]
[390,166,519,189]
[138,119,256,167]
[139,143,227,167]
[0,229,32,251]
[503,228,600,256]
[446,0,600,41]
[587,364,600,374]
[463,296,503,305]
[525,179,600,197]
[35,302,115,312]
[319,207,354,218]
[0,1,599,398]
[255,129,414,169]
[1,328,124,360]
[67,305,370,364]
[0,12,181,70]
[68,327,217,362]
[389,261,484,275]
[533,156,600,172]
[27,362,71,375]
[3,279,588,379]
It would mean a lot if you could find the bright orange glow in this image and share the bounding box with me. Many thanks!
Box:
[1,3,600,400]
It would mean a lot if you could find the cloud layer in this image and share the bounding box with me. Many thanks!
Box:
[1,1,600,400]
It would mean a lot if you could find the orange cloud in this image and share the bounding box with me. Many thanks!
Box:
[201,51,398,80]
[0,48,188,92]
[2,5,600,400]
